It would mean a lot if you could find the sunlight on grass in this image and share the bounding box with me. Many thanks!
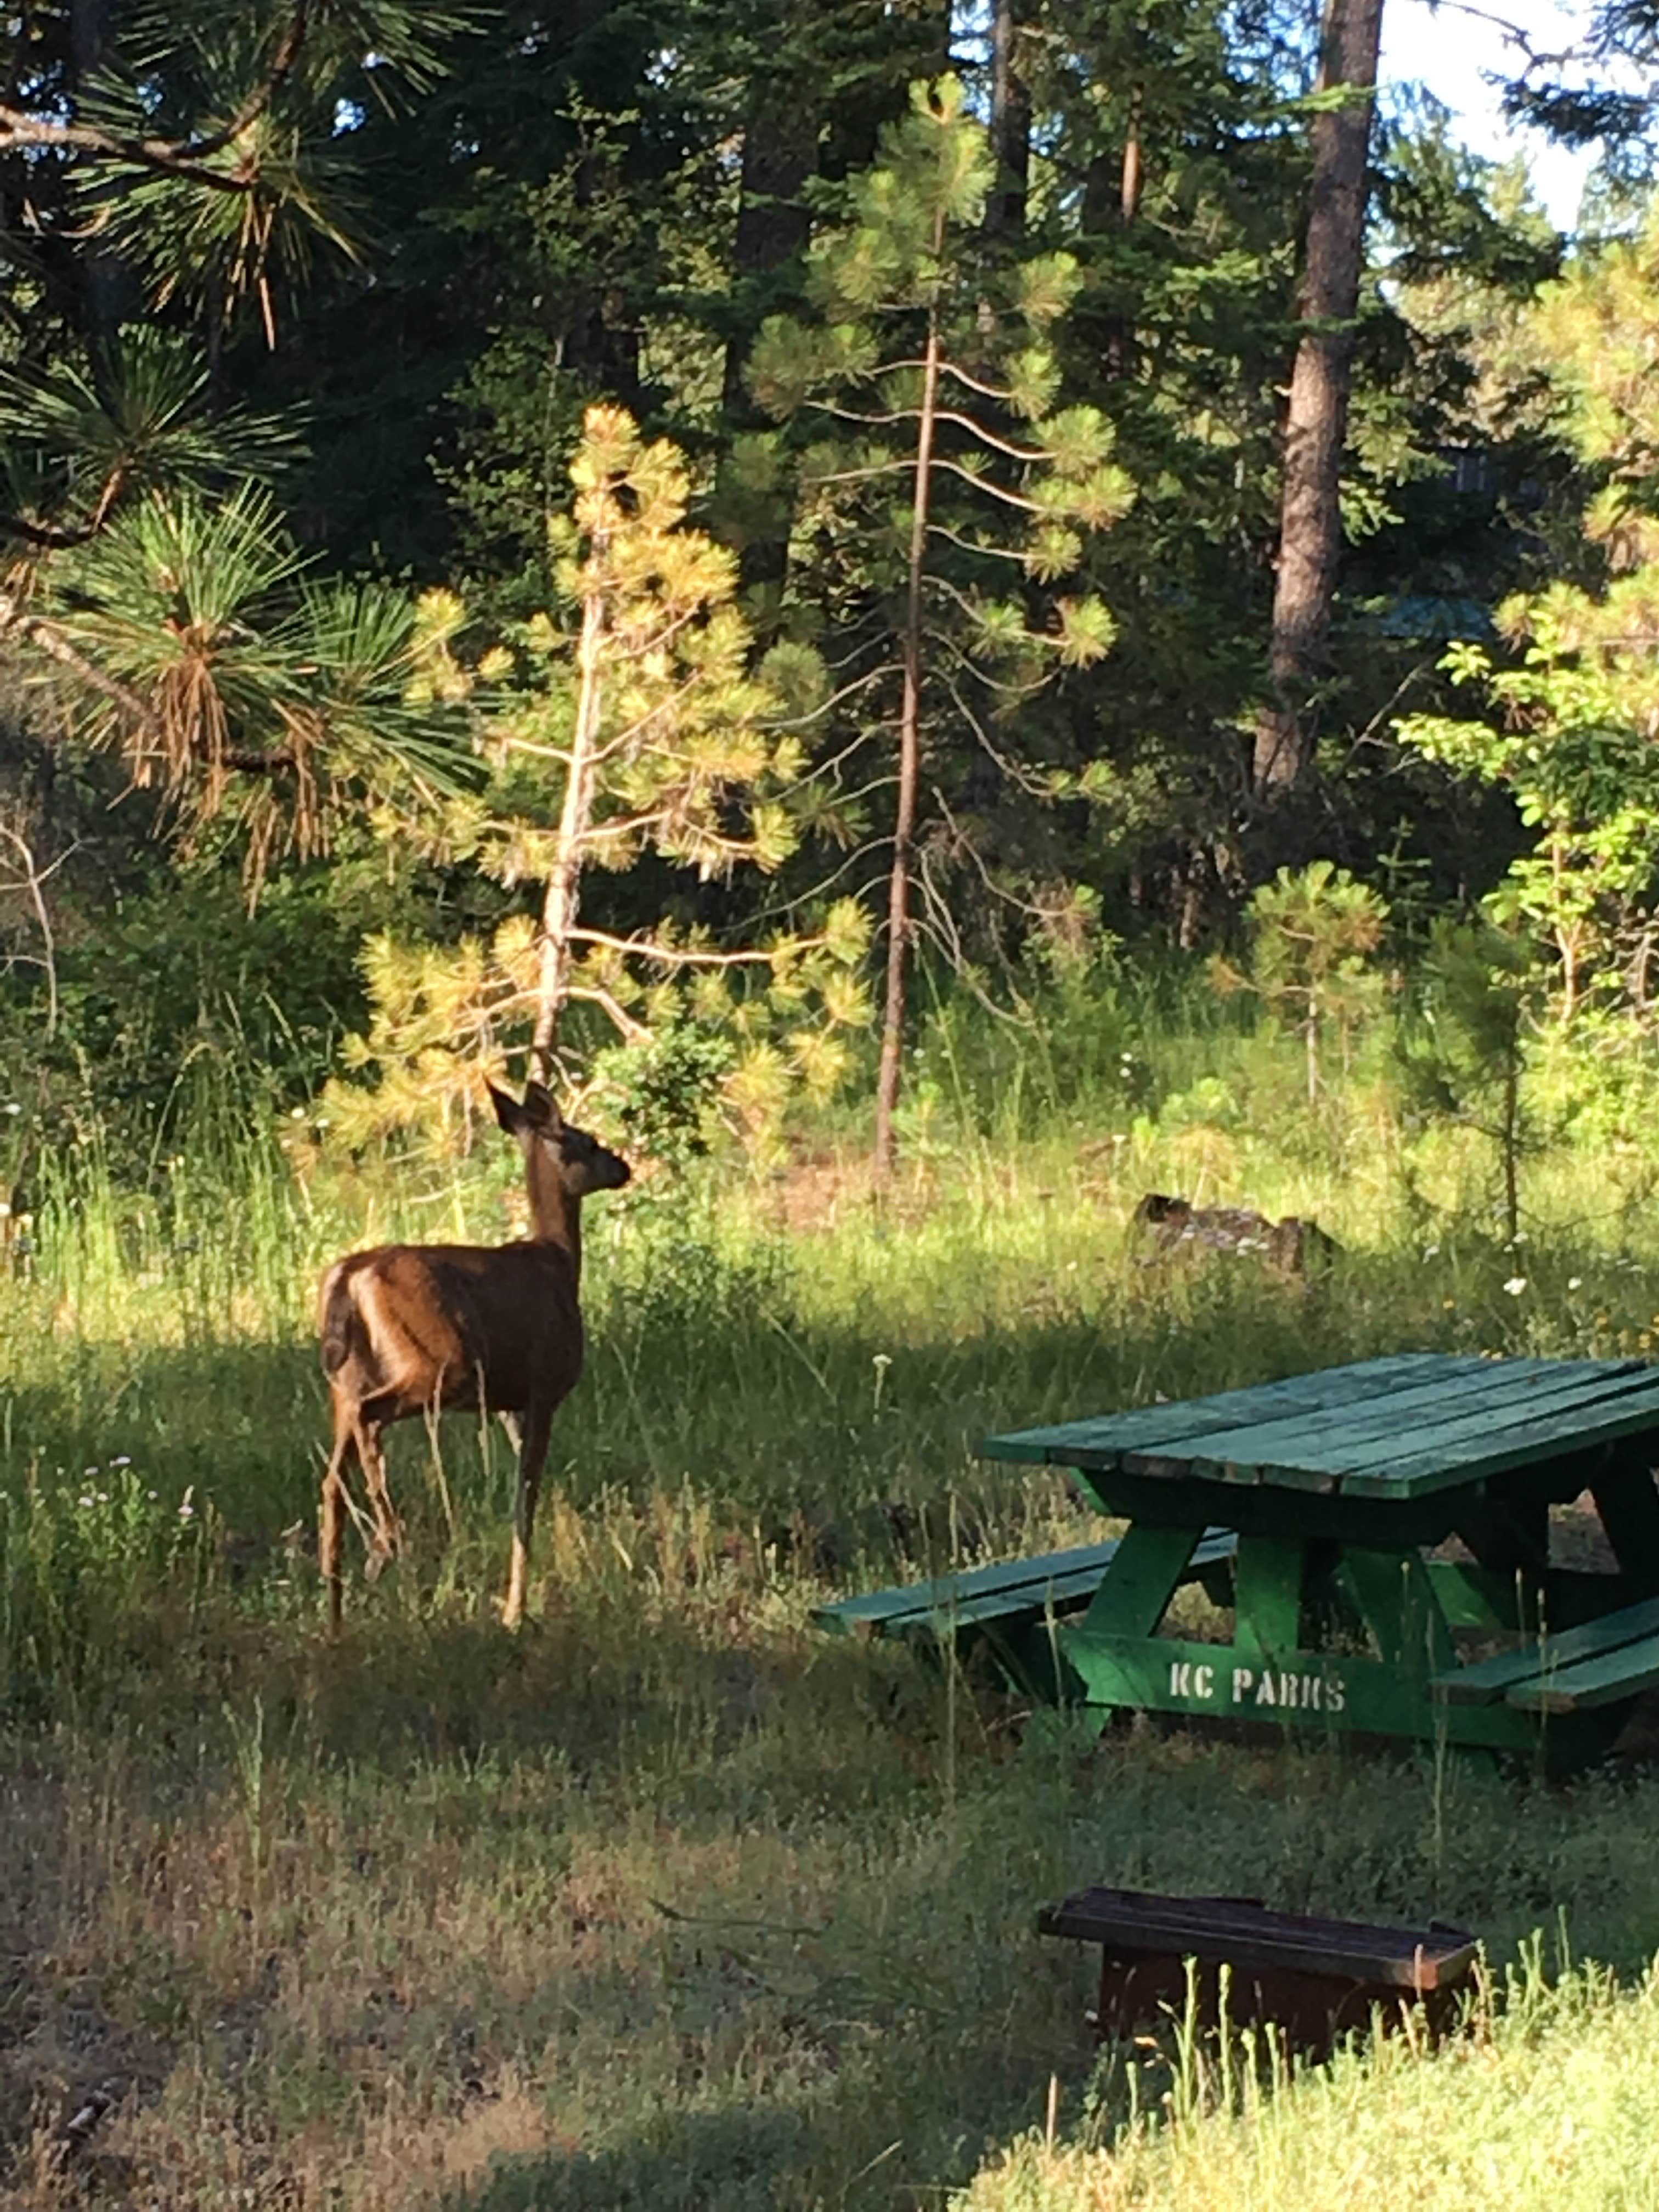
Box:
[961,1961,1659,2211]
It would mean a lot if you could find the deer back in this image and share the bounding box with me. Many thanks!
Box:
[321,1239,584,1421]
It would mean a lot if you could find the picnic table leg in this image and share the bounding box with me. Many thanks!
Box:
[1338,1547,1456,1674]
[1233,1536,1307,1654]
[1078,1523,1201,1639]
[1591,1453,1659,1598]
[1455,1494,1549,1585]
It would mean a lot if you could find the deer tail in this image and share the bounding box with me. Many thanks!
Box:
[318,1264,359,1377]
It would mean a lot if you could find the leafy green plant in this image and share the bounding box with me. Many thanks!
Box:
[1399,918,1534,1244]
[1212,862,1391,1105]
[1396,210,1659,1030]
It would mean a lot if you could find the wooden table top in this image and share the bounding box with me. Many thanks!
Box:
[980,1353,1659,1502]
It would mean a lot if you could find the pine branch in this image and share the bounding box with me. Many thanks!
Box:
[0,588,165,737]
[0,5,312,194]
[565,981,651,1042]
[884,358,1019,405]
[928,460,1041,511]
[565,928,794,969]
[0,463,131,548]
[926,523,1028,562]
[934,668,1054,792]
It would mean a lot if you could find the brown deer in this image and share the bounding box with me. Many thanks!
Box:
[317,1079,630,1629]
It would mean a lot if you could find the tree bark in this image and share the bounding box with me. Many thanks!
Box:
[1252,0,1385,795]
[985,0,1030,239]
[873,276,943,1181]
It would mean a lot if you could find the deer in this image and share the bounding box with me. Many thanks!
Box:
[317,1079,630,1630]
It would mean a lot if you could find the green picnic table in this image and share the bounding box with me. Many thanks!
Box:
[975,1353,1659,1764]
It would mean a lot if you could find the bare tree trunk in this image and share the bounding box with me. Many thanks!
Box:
[1252,0,1385,795]
[532,544,607,1079]
[1120,87,1144,225]
[985,0,1030,239]
[873,277,943,1181]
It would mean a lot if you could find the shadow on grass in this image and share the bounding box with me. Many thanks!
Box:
[444,2107,828,2212]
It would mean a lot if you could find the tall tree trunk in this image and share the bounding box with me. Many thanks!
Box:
[873,274,944,1181]
[985,0,1030,239]
[724,97,816,614]
[532,542,607,1079]
[1252,0,1385,796]
[1077,89,1144,381]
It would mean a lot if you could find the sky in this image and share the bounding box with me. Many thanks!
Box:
[1378,0,1605,230]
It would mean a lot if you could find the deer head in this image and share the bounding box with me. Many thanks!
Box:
[487,1080,631,1201]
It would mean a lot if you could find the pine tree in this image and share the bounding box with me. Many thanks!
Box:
[749,76,1133,1175]
[329,406,871,1159]
[0,7,477,871]
[1396,210,1659,1026]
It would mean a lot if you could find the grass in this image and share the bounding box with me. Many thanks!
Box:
[963,1955,1659,2211]
[9,986,1659,2205]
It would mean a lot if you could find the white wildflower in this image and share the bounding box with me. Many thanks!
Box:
[1503,1277,1527,1296]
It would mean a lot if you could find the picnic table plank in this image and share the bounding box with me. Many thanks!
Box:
[1341,1373,1659,1497]
[1326,1362,1659,1479]
[1431,1592,1659,1706]
[979,1355,1481,1469]
[1506,1630,1659,1714]
[1171,1361,1658,1490]
[1122,1358,1611,1486]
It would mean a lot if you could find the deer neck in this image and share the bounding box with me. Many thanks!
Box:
[524,1148,582,1280]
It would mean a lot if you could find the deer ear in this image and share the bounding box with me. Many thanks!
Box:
[522,1079,563,1132]
[487,1082,530,1137]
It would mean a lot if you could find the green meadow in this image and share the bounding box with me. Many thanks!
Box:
[7,984,1659,2209]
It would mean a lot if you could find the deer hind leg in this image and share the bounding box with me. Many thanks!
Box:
[319,1399,360,1631]
[501,1401,554,1631]
[356,1417,402,1579]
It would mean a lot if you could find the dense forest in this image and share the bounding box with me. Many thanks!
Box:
[3,0,1658,1181]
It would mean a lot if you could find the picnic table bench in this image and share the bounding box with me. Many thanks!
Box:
[812,1528,1235,1690]
[1038,1884,1479,2053]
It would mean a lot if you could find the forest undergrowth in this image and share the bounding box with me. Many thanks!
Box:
[8,995,1659,2208]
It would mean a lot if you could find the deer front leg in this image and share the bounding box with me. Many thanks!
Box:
[501,1402,554,1630]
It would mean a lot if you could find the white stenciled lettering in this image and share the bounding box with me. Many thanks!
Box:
[1170,1661,1192,1698]
[1232,1667,1255,1703]
[1325,1674,1346,1713]
[1194,1664,1215,1700]
[1255,1673,1276,1706]
[1306,1676,1322,1711]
